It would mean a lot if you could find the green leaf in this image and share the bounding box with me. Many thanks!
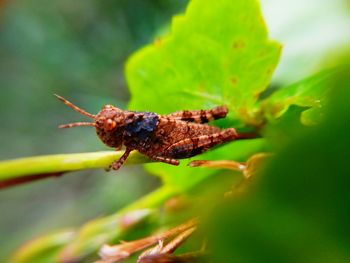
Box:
[127,0,281,127]
[126,0,280,193]
[261,68,340,125]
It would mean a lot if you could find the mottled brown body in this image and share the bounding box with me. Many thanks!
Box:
[55,95,237,170]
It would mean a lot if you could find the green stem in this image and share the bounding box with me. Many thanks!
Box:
[0,151,150,188]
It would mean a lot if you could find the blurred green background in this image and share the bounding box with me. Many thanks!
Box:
[0,0,187,260]
[0,0,349,261]
[208,67,350,263]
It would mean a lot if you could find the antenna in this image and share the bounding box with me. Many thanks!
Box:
[54,94,95,119]
[58,122,96,129]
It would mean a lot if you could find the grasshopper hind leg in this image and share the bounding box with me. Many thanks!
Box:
[165,128,237,159]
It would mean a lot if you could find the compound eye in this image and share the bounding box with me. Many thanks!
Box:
[105,118,116,131]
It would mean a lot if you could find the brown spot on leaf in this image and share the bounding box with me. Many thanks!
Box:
[231,77,238,86]
[232,40,246,49]
[258,50,266,57]
[266,67,274,75]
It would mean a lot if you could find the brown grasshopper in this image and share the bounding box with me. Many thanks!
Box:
[55,95,237,170]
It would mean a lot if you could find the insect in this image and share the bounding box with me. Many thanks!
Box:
[55,95,237,170]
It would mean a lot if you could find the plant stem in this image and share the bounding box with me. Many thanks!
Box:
[0,151,150,189]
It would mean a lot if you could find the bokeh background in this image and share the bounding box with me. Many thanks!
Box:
[0,0,349,261]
